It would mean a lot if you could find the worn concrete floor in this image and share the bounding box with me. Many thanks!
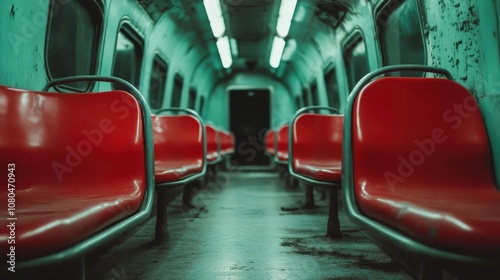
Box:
[86,172,411,280]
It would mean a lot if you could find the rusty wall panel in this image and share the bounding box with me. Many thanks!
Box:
[423,0,482,96]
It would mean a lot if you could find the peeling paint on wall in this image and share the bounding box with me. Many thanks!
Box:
[0,0,48,89]
[423,0,482,96]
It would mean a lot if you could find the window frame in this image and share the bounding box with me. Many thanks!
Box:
[198,96,205,116]
[171,73,184,108]
[375,0,427,69]
[323,63,341,109]
[301,88,310,107]
[295,96,302,109]
[111,21,145,91]
[342,29,370,92]
[188,87,197,109]
[44,0,104,92]
[310,80,319,106]
[148,53,168,110]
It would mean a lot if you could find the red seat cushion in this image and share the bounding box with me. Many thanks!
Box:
[352,77,500,255]
[155,160,203,182]
[206,125,220,163]
[0,87,146,260]
[265,130,275,155]
[152,115,204,183]
[277,124,289,162]
[292,114,343,183]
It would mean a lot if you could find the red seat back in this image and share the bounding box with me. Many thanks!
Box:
[352,77,496,194]
[206,125,220,163]
[265,130,275,156]
[0,86,146,190]
[0,86,147,258]
[220,131,235,156]
[276,124,289,162]
[229,133,235,154]
[152,114,203,167]
[292,114,343,169]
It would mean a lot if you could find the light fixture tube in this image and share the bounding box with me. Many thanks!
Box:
[269,36,286,68]
[217,36,233,68]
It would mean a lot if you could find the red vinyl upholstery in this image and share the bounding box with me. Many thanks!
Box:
[220,131,235,156]
[292,114,343,182]
[276,124,289,162]
[0,86,147,260]
[352,77,500,255]
[265,130,275,156]
[206,125,220,164]
[152,114,204,183]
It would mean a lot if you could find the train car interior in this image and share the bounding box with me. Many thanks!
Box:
[1,0,500,279]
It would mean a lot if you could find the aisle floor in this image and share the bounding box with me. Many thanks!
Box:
[87,172,411,280]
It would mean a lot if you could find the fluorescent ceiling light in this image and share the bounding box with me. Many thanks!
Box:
[204,0,226,38]
[276,17,292,38]
[269,36,286,68]
[204,0,222,19]
[230,38,239,57]
[216,36,233,68]
[279,0,297,22]
[210,17,226,38]
[275,0,297,38]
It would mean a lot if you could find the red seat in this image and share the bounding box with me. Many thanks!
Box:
[206,125,220,164]
[350,77,500,255]
[292,114,343,183]
[220,130,235,156]
[276,124,289,163]
[0,86,149,261]
[265,130,276,156]
[152,114,204,184]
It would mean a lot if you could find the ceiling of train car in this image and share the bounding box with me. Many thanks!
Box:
[227,0,272,64]
[138,0,356,76]
[137,0,177,21]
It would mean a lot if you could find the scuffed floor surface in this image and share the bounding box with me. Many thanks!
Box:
[86,172,411,280]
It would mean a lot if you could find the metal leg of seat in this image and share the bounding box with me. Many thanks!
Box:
[155,188,169,242]
[183,183,194,206]
[304,185,315,208]
[326,188,341,238]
